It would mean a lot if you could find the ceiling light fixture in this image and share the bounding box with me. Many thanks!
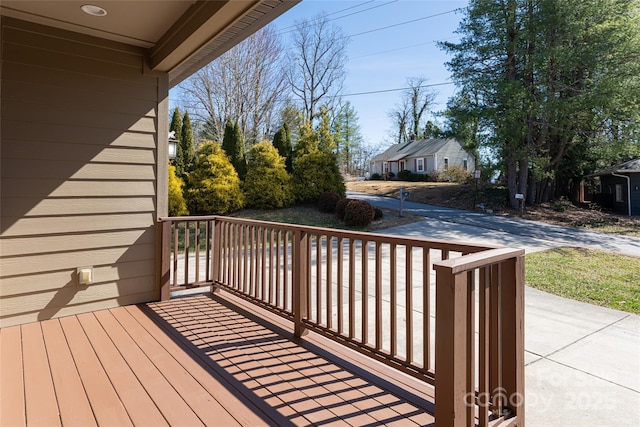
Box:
[81,4,107,17]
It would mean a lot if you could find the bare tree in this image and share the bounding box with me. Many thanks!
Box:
[287,13,349,124]
[180,25,286,146]
[387,97,410,144]
[406,77,436,139]
[388,77,436,142]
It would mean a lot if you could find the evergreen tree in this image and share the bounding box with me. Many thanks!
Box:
[168,164,188,216]
[222,120,247,180]
[291,121,345,203]
[316,107,336,154]
[244,141,294,209]
[331,101,363,174]
[169,108,183,173]
[441,0,640,206]
[179,111,195,176]
[185,142,245,214]
[272,123,293,172]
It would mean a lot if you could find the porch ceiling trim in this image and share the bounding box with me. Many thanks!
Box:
[155,0,299,88]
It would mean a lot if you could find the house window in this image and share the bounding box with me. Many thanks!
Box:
[444,158,449,170]
[417,158,424,172]
[400,161,405,171]
[463,159,468,170]
[383,162,388,173]
[615,184,624,202]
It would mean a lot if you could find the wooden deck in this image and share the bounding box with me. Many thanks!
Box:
[0,291,437,426]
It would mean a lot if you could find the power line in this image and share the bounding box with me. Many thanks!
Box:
[349,8,462,37]
[351,36,461,59]
[276,1,396,35]
[325,81,456,99]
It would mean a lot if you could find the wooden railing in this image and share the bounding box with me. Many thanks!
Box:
[159,215,524,427]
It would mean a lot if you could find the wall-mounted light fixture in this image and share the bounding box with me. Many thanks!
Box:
[168,138,178,159]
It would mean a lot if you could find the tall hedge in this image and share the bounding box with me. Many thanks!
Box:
[244,141,293,209]
[185,141,245,214]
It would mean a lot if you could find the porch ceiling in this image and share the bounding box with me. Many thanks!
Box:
[0,0,299,86]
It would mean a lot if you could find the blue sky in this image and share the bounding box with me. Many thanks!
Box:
[273,0,470,148]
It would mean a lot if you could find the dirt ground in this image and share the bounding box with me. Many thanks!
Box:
[346,180,640,236]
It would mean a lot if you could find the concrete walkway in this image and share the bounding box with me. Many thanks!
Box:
[351,192,640,426]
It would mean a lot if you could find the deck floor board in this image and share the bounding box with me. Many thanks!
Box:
[0,326,26,427]
[0,292,436,426]
[40,319,96,427]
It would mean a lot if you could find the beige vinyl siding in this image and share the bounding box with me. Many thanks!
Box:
[0,17,165,327]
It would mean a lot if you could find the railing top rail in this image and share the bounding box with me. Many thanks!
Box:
[159,215,503,253]
[433,247,525,274]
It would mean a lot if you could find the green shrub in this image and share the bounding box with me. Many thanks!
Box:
[343,199,375,227]
[244,141,294,209]
[292,150,346,203]
[186,141,245,214]
[397,170,413,181]
[373,207,384,220]
[317,191,341,213]
[370,172,382,181]
[168,164,188,216]
[335,198,352,220]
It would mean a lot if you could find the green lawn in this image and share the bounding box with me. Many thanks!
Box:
[526,247,640,314]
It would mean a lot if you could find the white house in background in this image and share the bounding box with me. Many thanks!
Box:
[370,138,475,177]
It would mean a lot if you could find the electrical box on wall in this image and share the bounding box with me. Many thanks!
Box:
[77,267,93,285]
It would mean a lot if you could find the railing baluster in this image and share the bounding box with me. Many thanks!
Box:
[362,239,369,345]
[205,221,211,283]
[406,245,413,363]
[479,266,490,427]
[172,222,179,289]
[316,235,322,324]
[375,241,382,350]
[348,238,356,339]
[275,229,281,307]
[466,269,475,423]
[423,247,431,371]
[293,229,308,337]
[184,221,190,285]
[261,227,267,301]
[490,263,502,416]
[284,231,289,310]
[390,243,397,357]
[337,237,344,335]
[326,236,333,329]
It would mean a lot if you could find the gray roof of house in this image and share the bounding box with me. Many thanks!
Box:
[371,138,458,162]
[591,157,640,176]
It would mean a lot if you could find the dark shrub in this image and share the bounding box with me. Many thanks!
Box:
[335,198,352,220]
[343,200,375,227]
[373,207,384,220]
[318,191,341,213]
[397,170,413,181]
[370,172,382,180]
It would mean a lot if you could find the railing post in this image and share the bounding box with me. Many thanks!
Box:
[293,229,309,337]
[434,265,470,427]
[500,255,525,424]
[211,218,222,290]
[159,220,171,301]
